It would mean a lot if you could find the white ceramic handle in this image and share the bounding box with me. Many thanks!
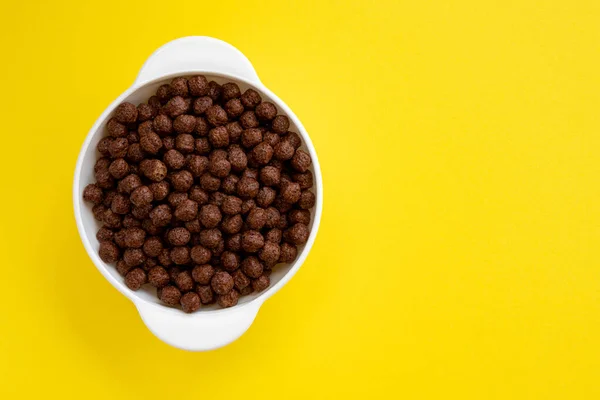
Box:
[135,36,261,85]
[136,301,262,351]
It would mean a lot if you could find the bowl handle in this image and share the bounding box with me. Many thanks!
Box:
[135,36,261,86]
[135,300,262,351]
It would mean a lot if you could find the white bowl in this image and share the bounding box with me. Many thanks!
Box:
[73,36,323,351]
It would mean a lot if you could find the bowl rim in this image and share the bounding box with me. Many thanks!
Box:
[73,70,323,316]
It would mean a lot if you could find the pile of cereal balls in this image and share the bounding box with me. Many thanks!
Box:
[83,75,315,312]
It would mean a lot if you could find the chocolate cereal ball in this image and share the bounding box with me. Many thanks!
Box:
[226,121,243,143]
[149,204,172,227]
[241,89,261,109]
[132,204,152,220]
[97,137,113,156]
[208,126,229,148]
[137,103,155,122]
[256,187,276,208]
[221,175,239,194]
[170,246,191,265]
[174,199,198,221]
[108,158,129,179]
[123,227,146,248]
[125,268,146,290]
[211,271,234,295]
[153,114,173,135]
[241,256,263,278]
[83,184,103,204]
[221,251,240,272]
[193,96,213,115]
[160,285,182,306]
[285,132,302,149]
[115,102,138,124]
[200,173,220,192]
[99,241,119,263]
[111,193,130,214]
[250,142,274,165]
[265,207,281,229]
[232,269,251,290]
[241,230,264,253]
[108,138,128,159]
[239,111,259,129]
[221,195,242,215]
[224,98,244,118]
[199,204,222,228]
[130,185,153,207]
[141,159,167,182]
[199,228,222,248]
[123,248,146,267]
[263,132,280,147]
[148,181,170,201]
[241,128,262,148]
[143,237,163,257]
[281,182,302,204]
[148,266,170,288]
[170,170,194,192]
[222,82,241,101]
[298,190,316,209]
[259,166,281,187]
[273,140,295,160]
[170,77,189,97]
[188,75,209,96]
[167,227,191,246]
[175,270,194,292]
[156,84,171,104]
[291,149,312,172]
[165,96,188,117]
[95,157,111,173]
[192,264,214,285]
[107,118,128,138]
[255,102,277,121]
[188,186,208,205]
[271,115,290,134]
[196,285,214,304]
[288,209,311,225]
[259,242,280,265]
[265,228,283,243]
[285,223,310,245]
[116,260,133,276]
[168,192,188,207]
[192,137,209,155]
[228,145,248,172]
[237,177,259,199]
[208,158,231,178]
[246,207,267,230]
[163,149,185,170]
[293,171,314,189]
[157,249,173,267]
[173,114,196,134]
[221,214,243,235]
[95,169,114,189]
[126,143,145,163]
[279,242,297,263]
[218,289,240,308]
[207,81,222,101]
[206,105,228,126]
[252,274,270,292]
[183,156,206,178]
[175,133,195,153]
[226,234,242,252]
[96,227,114,242]
[181,292,201,313]
[140,131,162,154]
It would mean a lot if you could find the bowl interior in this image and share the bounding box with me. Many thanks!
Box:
[76,73,320,312]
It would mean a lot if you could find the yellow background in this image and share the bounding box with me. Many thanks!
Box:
[1,0,599,398]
